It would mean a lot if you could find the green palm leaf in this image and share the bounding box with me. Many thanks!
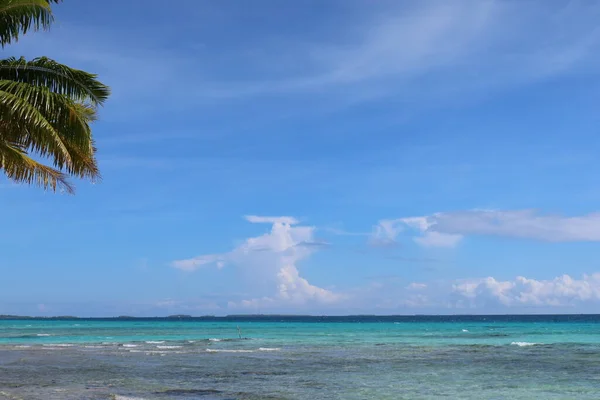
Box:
[0,57,110,105]
[0,82,101,181]
[0,82,71,166]
[0,0,61,47]
[0,135,73,193]
[0,0,109,193]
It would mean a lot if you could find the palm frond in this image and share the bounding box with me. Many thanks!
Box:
[0,0,105,194]
[0,80,102,181]
[46,101,100,180]
[0,136,73,193]
[61,135,99,180]
[0,57,110,105]
[0,0,61,47]
[0,79,73,167]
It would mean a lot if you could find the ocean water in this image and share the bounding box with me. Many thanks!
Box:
[1,315,600,399]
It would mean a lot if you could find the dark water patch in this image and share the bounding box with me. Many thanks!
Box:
[239,370,287,377]
[422,333,511,339]
[156,388,222,396]
[1,334,51,339]
[231,392,289,400]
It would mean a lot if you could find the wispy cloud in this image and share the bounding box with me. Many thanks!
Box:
[11,1,600,114]
[245,215,299,225]
[372,216,462,248]
[374,210,600,247]
[321,227,370,237]
[407,282,428,290]
[171,254,226,272]
[196,0,600,105]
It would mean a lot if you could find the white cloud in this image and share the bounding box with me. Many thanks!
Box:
[374,210,600,247]
[414,231,463,248]
[348,272,600,312]
[24,1,597,109]
[171,216,340,308]
[373,216,463,248]
[407,283,427,290]
[452,274,600,307]
[429,210,600,242]
[245,215,299,225]
[171,254,225,272]
[196,0,600,107]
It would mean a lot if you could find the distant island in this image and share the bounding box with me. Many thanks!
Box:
[0,314,208,320]
[1,314,599,322]
[0,314,309,320]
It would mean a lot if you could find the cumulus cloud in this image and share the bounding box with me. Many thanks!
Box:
[374,210,600,247]
[351,273,600,312]
[171,216,340,309]
[169,213,600,313]
[452,274,600,307]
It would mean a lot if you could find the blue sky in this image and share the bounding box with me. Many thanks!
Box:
[2,0,600,316]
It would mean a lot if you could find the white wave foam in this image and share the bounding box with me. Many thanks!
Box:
[16,345,31,348]
[43,344,72,347]
[462,329,469,332]
[84,346,104,348]
[208,338,222,342]
[188,340,195,343]
[36,334,51,337]
[123,344,137,348]
[112,396,148,400]
[511,341,538,347]
[156,345,182,349]
[206,349,254,353]
[258,347,281,351]
[145,341,164,344]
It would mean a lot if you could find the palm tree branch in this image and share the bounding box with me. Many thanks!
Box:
[0,57,110,105]
[0,85,100,179]
[0,81,72,167]
[0,136,73,193]
[0,0,60,47]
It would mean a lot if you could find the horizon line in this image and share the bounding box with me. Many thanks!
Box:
[2,313,600,320]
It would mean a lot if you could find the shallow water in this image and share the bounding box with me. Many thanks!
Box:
[1,316,600,399]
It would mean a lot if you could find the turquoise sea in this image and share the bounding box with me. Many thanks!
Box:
[1,315,600,399]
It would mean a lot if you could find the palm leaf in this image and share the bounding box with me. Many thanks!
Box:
[0,80,72,167]
[0,0,108,193]
[0,57,110,105]
[0,0,61,47]
[0,81,101,180]
[0,135,73,193]
[43,101,100,180]
[0,98,99,191]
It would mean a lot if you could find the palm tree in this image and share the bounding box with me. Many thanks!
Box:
[0,0,110,193]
